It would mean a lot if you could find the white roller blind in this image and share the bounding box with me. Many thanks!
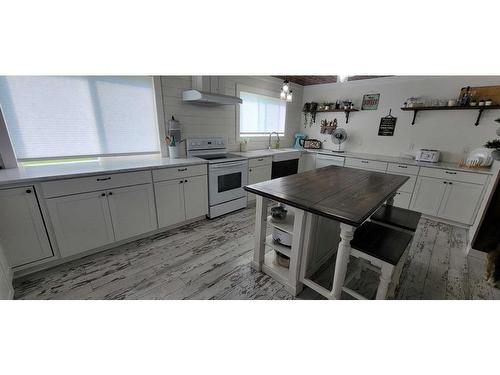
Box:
[0,76,160,160]
[240,91,286,135]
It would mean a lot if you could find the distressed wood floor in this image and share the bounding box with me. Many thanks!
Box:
[14,206,500,300]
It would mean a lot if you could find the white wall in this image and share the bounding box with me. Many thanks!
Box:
[160,76,303,151]
[301,76,500,162]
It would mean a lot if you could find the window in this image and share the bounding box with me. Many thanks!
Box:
[0,76,160,160]
[239,91,286,136]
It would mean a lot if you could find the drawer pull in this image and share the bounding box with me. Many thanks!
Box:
[97,177,111,181]
[178,168,188,172]
[398,165,408,168]
[257,158,264,161]
[249,168,253,172]
[101,193,106,197]
[26,189,32,194]
[443,181,447,184]
[179,180,184,184]
[361,160,369,164]
[184,180,188,183]
[445,171,457,175]
[108,192,113,195]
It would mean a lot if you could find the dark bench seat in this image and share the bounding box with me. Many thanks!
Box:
[370,205,422,233]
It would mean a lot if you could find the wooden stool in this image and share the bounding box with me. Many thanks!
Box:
[344,222,413,300]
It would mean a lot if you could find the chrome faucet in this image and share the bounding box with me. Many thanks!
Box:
[268,132,280,150]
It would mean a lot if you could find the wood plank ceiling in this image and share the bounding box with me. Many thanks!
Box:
[273,76,390,86]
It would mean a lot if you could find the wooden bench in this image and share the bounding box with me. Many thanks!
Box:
[344,221,413,299]
[370,204,421,234]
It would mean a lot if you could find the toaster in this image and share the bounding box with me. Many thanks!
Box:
[416,149,440,163]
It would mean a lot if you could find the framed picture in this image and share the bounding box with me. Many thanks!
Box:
[362,93,380,110]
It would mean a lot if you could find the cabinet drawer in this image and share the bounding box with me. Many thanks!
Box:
[345,158,388,171]
[249,156,272,167]
[316,154,345,168]
[152,164,207,182]
[419,167,488,185]
[387,163,419,175]
[392,191,412,209]
[41,170,152,198]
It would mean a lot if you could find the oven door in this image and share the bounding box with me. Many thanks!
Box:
[208,160,248,206]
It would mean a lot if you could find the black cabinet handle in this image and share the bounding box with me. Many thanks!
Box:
[179,180,184,184]
[361,160,369,163]
[249,168,253,172]
[443,181,447,184]
[184,179,188,183]
[445,171,457,175]
[178,168,187,172]
[258,158,264,161]
[101,193,106,197]
[398,165,408,168]
[26,189,32,194]
[108,192,113,195]
[97,177,111,181]
[449,182,453,185]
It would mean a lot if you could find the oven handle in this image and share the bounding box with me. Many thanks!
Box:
[210,161,248,169]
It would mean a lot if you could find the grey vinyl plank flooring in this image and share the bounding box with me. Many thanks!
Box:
[13,207,500,300]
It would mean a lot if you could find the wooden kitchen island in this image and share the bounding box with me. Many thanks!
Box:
[244,166,408,299]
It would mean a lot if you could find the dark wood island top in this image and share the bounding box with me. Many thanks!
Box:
[244,166,409,227]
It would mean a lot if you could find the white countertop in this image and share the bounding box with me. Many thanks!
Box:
[0,155,207,186]
[234,147,494,175]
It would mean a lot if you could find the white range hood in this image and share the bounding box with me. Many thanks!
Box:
[182,76,242,106]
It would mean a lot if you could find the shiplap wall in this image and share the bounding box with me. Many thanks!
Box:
[160,76,303,151]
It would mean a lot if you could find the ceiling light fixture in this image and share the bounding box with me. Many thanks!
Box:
[281,78,292,102]
[338,75,349,83]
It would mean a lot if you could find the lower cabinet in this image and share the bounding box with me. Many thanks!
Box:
[410,177,448,216]
[154,175,208,228]
[437,180,484,224]
[184,175,208,220]
[107,184,157,241]
[46,190,116,257]
[411,176,484,224]
[298,153,317,172]
[46,183,157,258]
[392,191,412,209]
[0,186,53,267]
[247,164,272,201]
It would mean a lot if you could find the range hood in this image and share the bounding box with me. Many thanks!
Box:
[182,76,242,106]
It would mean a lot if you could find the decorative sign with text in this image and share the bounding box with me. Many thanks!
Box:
[378,112,397,136]
[362,93,380,110]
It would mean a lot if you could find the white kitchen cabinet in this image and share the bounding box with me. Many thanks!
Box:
[155,179,186,228]
[247,164,272,201]
[154,175,208,227]
[392,191,412,209]
[46,191,115,258]
[438,181,484,224]
[298,152,317,172]
[107,184,157,241]
[410,176,447,216]
[184,175,209,220]
[0,187,53,267]
[316,154,345,168]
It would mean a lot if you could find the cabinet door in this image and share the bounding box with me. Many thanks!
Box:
[298,153,316,172]
[248,165,272,201]
[154,179,186,228]
[0,187,53,267]
[438,181,484,224]
[46,191,115,257]
[392,191,412,209]
[410,176,447,216]
[107,184,158,241]
[184,175,209,220]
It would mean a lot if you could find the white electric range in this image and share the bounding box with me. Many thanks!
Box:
[187,137,248,218]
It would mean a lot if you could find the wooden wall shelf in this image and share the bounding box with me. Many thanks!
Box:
[401,105,500,126]
[303,108,359,124]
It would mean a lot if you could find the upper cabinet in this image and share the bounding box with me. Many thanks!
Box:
[0,186,53,267]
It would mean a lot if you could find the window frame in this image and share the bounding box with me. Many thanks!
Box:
[0,76,167,168]
[236,84,287,141]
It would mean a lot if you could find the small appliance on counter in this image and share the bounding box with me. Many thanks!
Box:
[415,149,440,163]
[294,133,307,149]
[299,138,322,149]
